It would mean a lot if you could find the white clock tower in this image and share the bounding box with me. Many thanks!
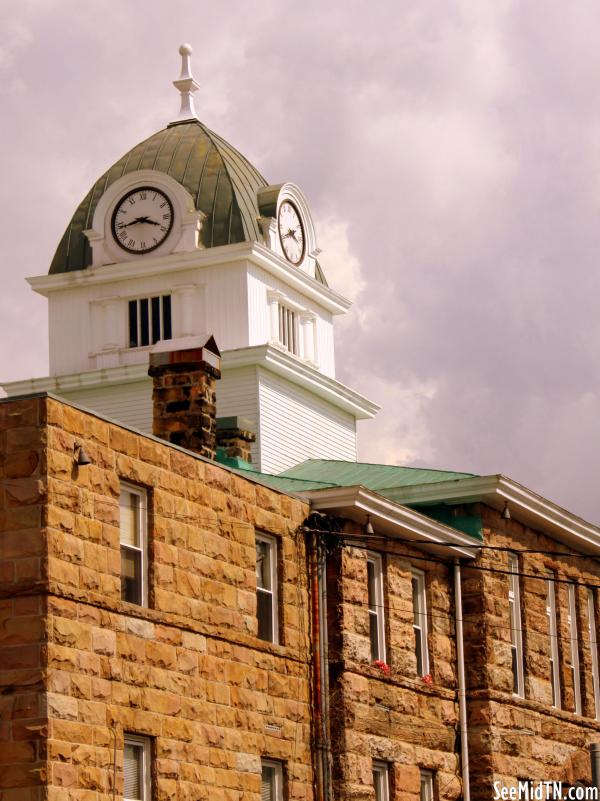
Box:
[2,45,378,473]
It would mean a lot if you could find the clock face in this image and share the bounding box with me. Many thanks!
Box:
[111,187,174,254]
[278,201,305,264]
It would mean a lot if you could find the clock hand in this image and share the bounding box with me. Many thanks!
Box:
[118,216,160,229]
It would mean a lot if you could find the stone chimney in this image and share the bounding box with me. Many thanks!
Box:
[216,416,256,464]
[148,337,221,459]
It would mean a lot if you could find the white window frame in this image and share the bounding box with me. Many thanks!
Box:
[420,769,434,801]
[546,573,561,709]
[256,533,279,644]
[372,761,390,801]
[123,734,151,801]
[411,568,429,677]
[127,294,172,349]
[367,552,386,662]
[119,484,148,607]
[261,759,284,801]
[567,583,582,715]
[508,554,525,697]
[588,588,600,720]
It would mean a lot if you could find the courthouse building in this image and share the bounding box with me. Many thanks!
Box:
[3,45,600,801]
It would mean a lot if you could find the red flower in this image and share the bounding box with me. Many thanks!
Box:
[374,659,391,675]
[421,673,433,685]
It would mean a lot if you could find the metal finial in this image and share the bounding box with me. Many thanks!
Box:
[172,43,200,123]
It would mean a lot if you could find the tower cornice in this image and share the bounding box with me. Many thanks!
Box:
[29,241,352,315]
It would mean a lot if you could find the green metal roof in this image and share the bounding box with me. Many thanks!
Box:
[278,459,476,492]
[50,120,269,274]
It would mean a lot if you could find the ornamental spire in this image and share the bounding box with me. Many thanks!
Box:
[171,43,200,123]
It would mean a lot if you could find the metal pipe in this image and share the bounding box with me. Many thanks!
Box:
[590,743,600,790]
[454,559,470,801]
[318,541,332,801]
[310,531,325,801]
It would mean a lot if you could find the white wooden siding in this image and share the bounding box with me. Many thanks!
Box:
[47,261,251,376]
[257,368,357,474]
[59,379,153,433]
[216,367,261,465]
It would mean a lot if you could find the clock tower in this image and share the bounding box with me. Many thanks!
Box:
[2,45,378,473]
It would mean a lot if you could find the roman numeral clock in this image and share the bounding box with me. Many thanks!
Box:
[111,187,174,254]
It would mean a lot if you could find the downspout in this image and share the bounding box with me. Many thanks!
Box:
[590,743,600,791]
[310,530,325,801]
[318,538,332,801]
[454,558,470,801]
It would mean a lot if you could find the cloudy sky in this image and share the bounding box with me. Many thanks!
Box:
[2,1,600,520]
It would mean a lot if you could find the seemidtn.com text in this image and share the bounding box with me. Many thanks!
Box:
[493,782,599,800]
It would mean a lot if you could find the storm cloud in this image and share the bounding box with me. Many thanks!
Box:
[1,0,599,519]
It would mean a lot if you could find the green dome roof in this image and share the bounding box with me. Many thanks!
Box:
[49,120,269,274]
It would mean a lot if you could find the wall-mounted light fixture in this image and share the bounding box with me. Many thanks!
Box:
[501,500,511,520]
[365,514,374,535]
[74,442,92,467]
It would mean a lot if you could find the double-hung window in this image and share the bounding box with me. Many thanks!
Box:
[367,552,386,662]
[256,534,279,643]
[588,588,600,719]
[508,554,524,696]
[411,569,429,676]
[128,295,172,348]
[372,761,390,801]
[124,735,151,801]
[120,485,148,606]
[420,770,434,801]
[567,583,582,714]
[261,760,283,801]
[546,572,561,708]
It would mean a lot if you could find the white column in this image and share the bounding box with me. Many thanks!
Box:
[101,297,121,351]
[173,284,196,338]
[300,313,316,364]
[267,291,282,344]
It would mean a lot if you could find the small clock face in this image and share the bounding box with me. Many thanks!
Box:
[111,187,174,254]
[278,201,305,264]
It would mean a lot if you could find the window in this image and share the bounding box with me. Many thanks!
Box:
[120,485,148,606]
[256,534,278,643]
[278,303,298,356]
[128,295,172,348]
[567,584,582,714]
[372,761,390,801]
[546,573,561,708]
[588,589,600,719]
[123,735,151,801]
[420,770,434,801]
[261,760,283,801]
[508,554,524,697]
[367,553,386,662]
[412,569,429,676]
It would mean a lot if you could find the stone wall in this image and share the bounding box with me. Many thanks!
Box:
[1,395,314,801]
[0,397,48,801]
[464,505,600,800]
[326,530,461,801]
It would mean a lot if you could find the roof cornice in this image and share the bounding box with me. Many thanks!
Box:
[222,345,379,419]
[382,474,600,556]
[30,241,351,315]
[2,345,379,420]
[299,484,479,559]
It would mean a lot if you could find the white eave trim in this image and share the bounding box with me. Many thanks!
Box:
[383,474,600,556]
[1,363,150,396]
[28,241,351,315]
[222,345,380,419]
[299,485,479,559]
[1,345,379,420]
